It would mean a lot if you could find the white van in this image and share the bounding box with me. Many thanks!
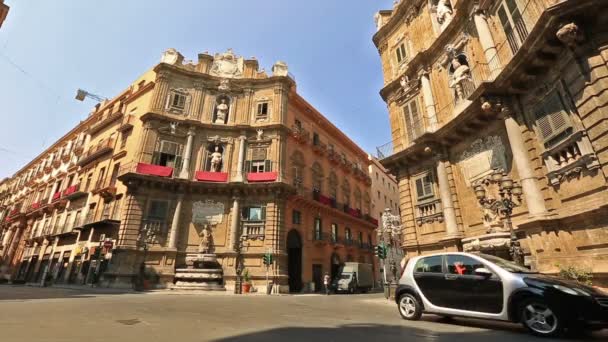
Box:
[333,262,373,293]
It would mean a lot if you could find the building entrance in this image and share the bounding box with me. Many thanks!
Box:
[287,230,302,293]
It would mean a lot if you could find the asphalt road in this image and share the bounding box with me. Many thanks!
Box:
[0,285,604,342]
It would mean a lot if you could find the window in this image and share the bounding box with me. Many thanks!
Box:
[414,172,435,200]
[152,140,183,169]
[375,172,378,180]
[314,217,322,240]
[377,190,381,199]
[345,228,352,242]
[256,102,269,118]
[250,160,270,173]
[110,163,120,187]
[446,255,485,276]
[331,223,338,242]
[534,90,572,149]
[497,0,528,54]
[382,177,385,185]
[166,90,188,113]
[313,132,320,146]
[96,168,105,189]
[292,210,302,224]
[85,173,93,192]
[414,256,443,273]
[242,206,266,221]
[403,97,423,142]
[358,231,363,246]
[120,132,128,149]
[395,43,407,64]
[147,200,169,221]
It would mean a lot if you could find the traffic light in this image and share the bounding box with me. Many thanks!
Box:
[374,245,387,260]
[262,253,274,266]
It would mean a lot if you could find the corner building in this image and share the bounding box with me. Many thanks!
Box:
[374,0,608,285]
[0,49,378,292]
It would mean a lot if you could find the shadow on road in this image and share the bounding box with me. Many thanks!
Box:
[0,285,139,301]
[211,323,603,342]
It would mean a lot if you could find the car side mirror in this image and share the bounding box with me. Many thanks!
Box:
[475,267,492,277]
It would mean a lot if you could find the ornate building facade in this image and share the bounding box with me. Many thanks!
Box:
[374,0,608,285]
[0,0,8,29]
[0,49,377,292]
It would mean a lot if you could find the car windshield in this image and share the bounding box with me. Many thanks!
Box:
[476,253,537,274]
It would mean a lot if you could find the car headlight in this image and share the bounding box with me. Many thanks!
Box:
[553,284,590,296]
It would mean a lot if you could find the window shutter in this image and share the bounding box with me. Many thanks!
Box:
[174,156,183,170]
[184,94,192,115]
[244,160,252,173]
[261,206,267,220]
[165,93,172,110]
[152,152,161,165]
[241,207,249,220]
[415,178,424,198]
[535,91,571,146]
[264,160,272,172]
[423,175,433,197]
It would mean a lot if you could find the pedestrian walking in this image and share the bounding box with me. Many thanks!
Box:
[323,273,331,295]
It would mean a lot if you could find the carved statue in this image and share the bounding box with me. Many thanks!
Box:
[256,129,264,141]
[198,225,213,254]
[436,0,453,28]
[210,146,223,172]
[215,99,229,124]
[480,199,503,233]
[556,22,583,48]
[448,57,471,88]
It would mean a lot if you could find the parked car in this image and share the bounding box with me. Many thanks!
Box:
[395,252,608,337]
[333,262,373,293]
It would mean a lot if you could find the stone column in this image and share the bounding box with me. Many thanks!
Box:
[472,9,501,79]
[504,112,547,217]
[151,71,170,112]
[168,195,184,249]
[235,135,247,182]
[419,70,438,131]
[179,127,196,179]
[436,158,460,238]
[229,198,240,251]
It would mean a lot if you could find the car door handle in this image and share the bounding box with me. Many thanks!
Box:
[444,274,458,280]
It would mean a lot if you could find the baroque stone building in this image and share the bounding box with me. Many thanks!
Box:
[0,0,8,29]
[0,48,378,292]
[374,0,608,285]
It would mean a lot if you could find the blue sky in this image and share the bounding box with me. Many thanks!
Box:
[0,0,393,178]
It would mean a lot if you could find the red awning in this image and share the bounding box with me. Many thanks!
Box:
[247,172,278,182]
[318,194,333,206]
[136,163,174,177]
[195,171,228,183]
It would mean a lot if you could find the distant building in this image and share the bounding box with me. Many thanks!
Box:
[0,48,378,292]
[0,1,8,29]
[374,0,608,285]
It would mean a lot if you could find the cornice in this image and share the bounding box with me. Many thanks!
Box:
[372,0,427,47]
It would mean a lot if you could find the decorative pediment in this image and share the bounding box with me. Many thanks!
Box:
[209,49,244,79]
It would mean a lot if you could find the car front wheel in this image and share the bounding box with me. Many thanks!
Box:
[398,293,422,321]
[520,298,563,337]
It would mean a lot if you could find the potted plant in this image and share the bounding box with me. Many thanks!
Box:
[242,269,252,293]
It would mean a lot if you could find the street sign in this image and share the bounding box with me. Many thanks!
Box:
[103,240,113,249]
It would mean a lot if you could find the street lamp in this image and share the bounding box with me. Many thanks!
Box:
[378,209,403,284]
[476,170,524,265]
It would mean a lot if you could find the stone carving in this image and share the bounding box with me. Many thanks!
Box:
[448,57,471,89]
[160,48,180,65]
[210,49,244,78]
[198,224,213,254]
[477,192,504,232]
[210,146,223,172]
[192,200,225,226]
[256,129,264,141]
[462,232,511,252]
[458,136,507,186]
[218,79,231,92]
[272,61,289,77]
[436,0,453,29]
[374,12,382,31]
[170,122,178,135]
[556,22,583,48]
[214,98,229,124]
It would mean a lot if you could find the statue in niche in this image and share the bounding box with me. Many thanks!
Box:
[210,146,223,172]
[436,0,453,28]
[198,224,213,254]
[214,98,229,124]
[448,57,471,88]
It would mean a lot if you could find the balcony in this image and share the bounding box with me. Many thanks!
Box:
[241,221,265,241]
[312,141,326,155]
[290,124,310,144]
[63,184,88,200]
[52,158,61,168]
[415,198,443,226]
[195,171,228,183]
[91,181,117,199]
[80,200,122,228]
[51,191,63,202]
[246,172,278,183]
[88,110,124,135]
[327,149,340,165]
[134,162,175,178]
[78,139,115,166]
[313,232,329,246]
[73,141,85,156]
[117,115,135,132]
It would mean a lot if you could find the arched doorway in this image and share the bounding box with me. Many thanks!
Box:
[330,252,341,282]
[287,230,302,293]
